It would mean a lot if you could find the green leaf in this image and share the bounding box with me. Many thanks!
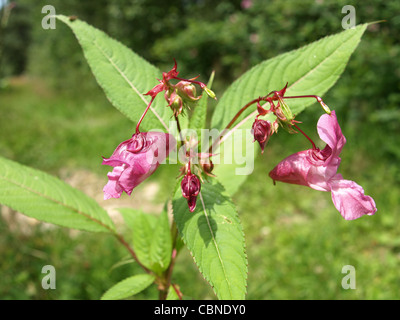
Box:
[211,128,257,195]
[120,208,172,274]
[166,285,180,300]
[189,71,215,136]
[210,24,368,194]
[56,15,171,132]
[101,273,155,300]
[211,24,368,130]
[0,156,116,233]
[119,208,156,269]
[172,179,247,300]
[149,209,172,275]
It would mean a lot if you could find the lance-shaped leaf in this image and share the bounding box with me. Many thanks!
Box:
[172,179,247,300]
[0,156,116,233]
[189,71,215,137]
[101,273,155,300]
[212,24,368,129]
[56,15,171,132]
[149,209,172,274]
[119,208,156,270]
[119,208,172,275]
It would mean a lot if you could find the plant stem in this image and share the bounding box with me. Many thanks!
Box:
[114,233,152,274]
[135,96,155,134]
[158,114,184,300]
[282,94,322,102]
[174,114,184,145]
[293,123,317,150]
[224,98,260,131]
[208,98,261,153]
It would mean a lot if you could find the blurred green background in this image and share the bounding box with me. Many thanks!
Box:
[0,0,399,299]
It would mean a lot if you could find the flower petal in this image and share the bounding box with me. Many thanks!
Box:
[103,165,125,200]
[269,150,312,187]
[329,174,377,220]
[307,151,341,191]
[317,110,346,160]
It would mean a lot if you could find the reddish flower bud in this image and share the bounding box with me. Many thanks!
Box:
[252,119,272,153]
[175,81,200,102]
[200,158,214,176]
[181,173,201,212]
[165,91,184,116]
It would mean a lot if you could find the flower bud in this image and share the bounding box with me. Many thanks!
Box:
[181,173,201,212]
[165,91,184,116]
[203,86,217,100]
[200,158,214,176]
[175,81,200,102]
[252,119,272,153]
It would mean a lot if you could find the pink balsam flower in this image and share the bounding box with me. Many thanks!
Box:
[269,111,377,220]
[102,132,176,200]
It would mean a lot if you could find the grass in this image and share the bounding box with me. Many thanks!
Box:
[0,77,399,299]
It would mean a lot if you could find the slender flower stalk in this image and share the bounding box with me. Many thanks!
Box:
[135,96,155,134]
[211,84,332,154]
[293,123,317,150]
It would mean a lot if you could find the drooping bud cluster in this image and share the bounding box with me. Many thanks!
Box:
[145,60,216,117]
[249,83,333,153]
[178,136,215,212]
[164,80,201,116]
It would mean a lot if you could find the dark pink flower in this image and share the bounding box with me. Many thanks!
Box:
[181,173,201,213]
[269,111,377,220]
[102,132,176,200]
[252,119,272,153]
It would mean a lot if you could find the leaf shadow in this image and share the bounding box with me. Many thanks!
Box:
[197,212,217,248]
[172,180,232,248]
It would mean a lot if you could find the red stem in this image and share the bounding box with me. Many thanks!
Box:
[293,123,317,150]
[282,95,323,103]
[224,98,261,131]
[173,76,203,88]
[136,96,155,134]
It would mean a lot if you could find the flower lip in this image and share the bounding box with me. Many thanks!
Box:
[127,133,146,153]
[309,145,333,163]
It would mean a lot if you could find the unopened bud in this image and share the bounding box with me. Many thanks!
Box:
[176,81,200,102]
[252,119,272,153]
[165,91,184,116]
[203,86,217,100]
[317,98,331,115]
[181,173,201,212]
[200,159,214,176]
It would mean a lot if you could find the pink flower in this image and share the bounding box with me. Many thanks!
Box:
[181,173,201,213]
[252,119,272,153]
[102,132,176,200]
[269,111,377,220]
